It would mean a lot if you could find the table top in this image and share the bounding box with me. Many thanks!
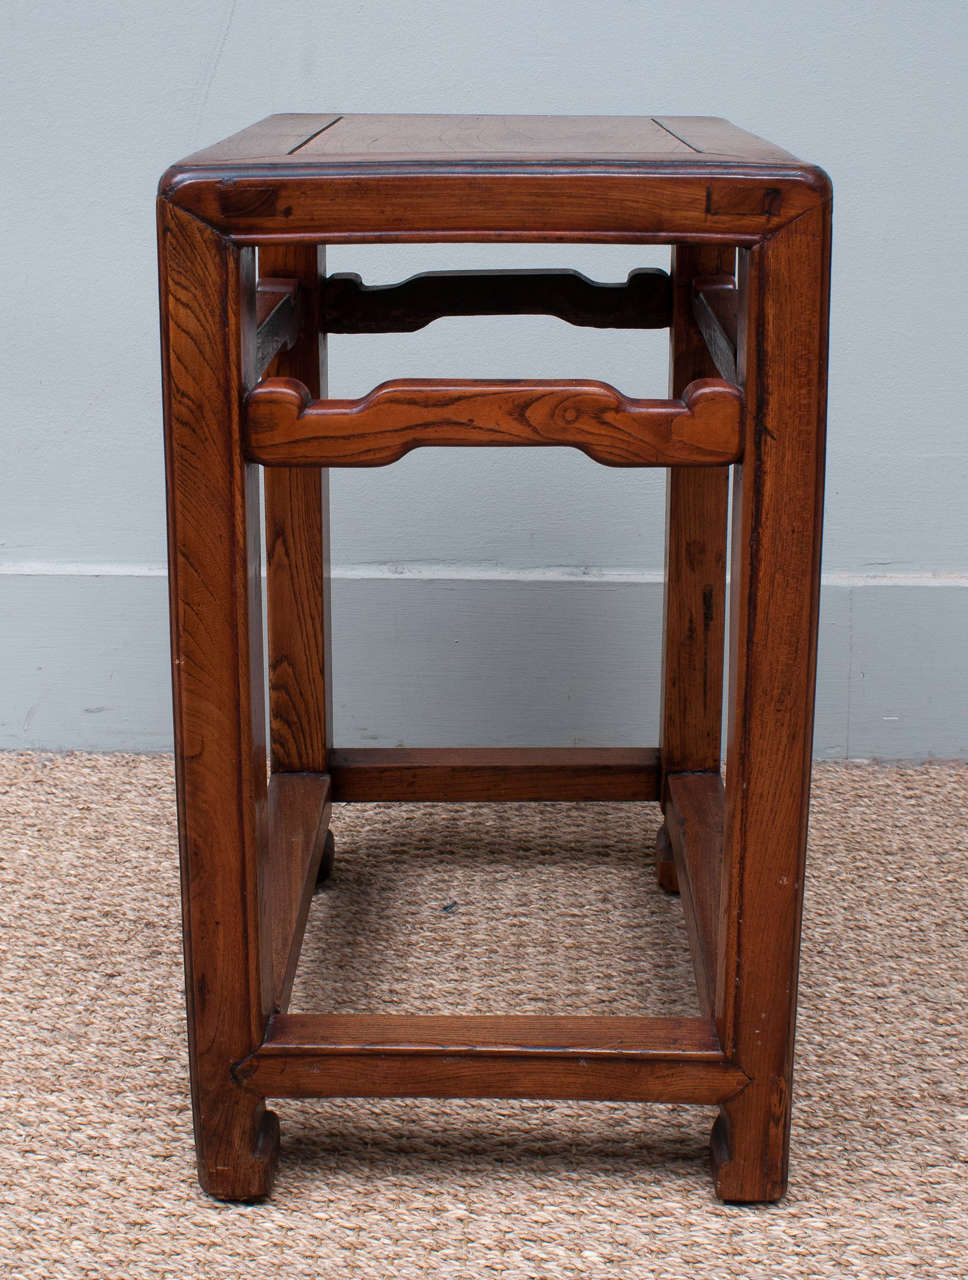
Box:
[159,114,829,244]
[174,113,802,171]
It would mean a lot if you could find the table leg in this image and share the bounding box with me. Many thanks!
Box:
[658,244,732,891]
[714,203,831,1202]
[261,244,333,779]
[158,200,277,1199]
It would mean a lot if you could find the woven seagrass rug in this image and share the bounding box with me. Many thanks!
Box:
[1,753,965,1278]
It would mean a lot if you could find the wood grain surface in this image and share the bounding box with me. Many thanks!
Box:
[260,246,332,776]
[161,114,829,245]
[713,203,832,1203]
[659,246,733,797]
[166,171,827,244]
[235,1013,749,1104]
[327,747,661,802]
[158,112,830,1205]
[158,201,278,1200]
[245,375,742,469]
[171,113,800,168]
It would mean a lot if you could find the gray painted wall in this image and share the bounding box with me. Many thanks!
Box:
[3,569,966,759]
[2,2,967,757]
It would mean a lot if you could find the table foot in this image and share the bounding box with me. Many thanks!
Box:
[198,1102,280,1202]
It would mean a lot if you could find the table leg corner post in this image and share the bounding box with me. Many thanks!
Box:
[160,200,278,1200]
[711,1078,791,1204]
[710,207,830,1204]
[261,243,333,778]
[192,1091,280,1203]
[658,243,731,890]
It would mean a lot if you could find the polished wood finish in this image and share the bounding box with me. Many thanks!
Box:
[320,268,671,332]
[158,202,277,1200]
[659,247,733,800]
[327,747,660,802]
[245,375,742,469]
[236,1014,748,1104]
[260,246,332,776]
[177,114,798,168]
[160,114,828,244]
[713,207,831,1203]
[175,171,823,245]
[158,113,831,1205]
[176,113,344,164]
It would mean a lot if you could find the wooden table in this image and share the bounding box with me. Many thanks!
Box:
[157,114,831,1203]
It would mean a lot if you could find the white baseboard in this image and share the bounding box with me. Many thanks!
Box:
[1,566,965,758]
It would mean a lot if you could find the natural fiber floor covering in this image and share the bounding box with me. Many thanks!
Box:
[1,753,966,1278]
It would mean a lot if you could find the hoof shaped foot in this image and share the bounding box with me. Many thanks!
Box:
[711,1101,789,1204]
[199,1105,280,1202]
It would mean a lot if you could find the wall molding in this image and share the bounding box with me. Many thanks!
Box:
[4,560,968,588]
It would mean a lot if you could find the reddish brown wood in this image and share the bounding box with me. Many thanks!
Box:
[320,267,672,332]
[650,116,798,162]
[160,114,828,245]
[256,1012,725,1054]
[659,246,733,816]
[713,203,831,1203]
[159,114,830,1206]
[664,772,725,1017]
[328,747,660,802]
[174,172,823,245]
[158,201,278,1200]
[176,113,344,165]
[260,246,332,776]
[180,114,798,168]
[245,375,742,469]
[261,772,332,1012]
[235,1014,748,1103]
